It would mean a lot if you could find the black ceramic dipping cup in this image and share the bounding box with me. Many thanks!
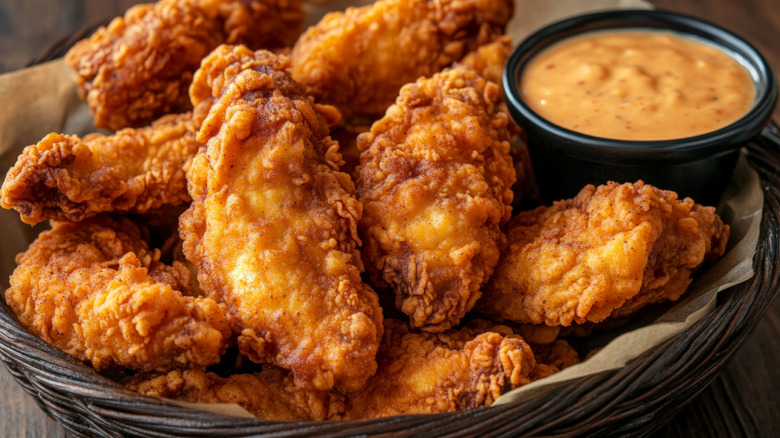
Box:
[503,9,778,206]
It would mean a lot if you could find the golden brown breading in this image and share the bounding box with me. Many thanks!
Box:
[342,319,535,420]
[1,103,209,226]
[357,67,515,332]
[476,181,730,326]
[180,45,382,392]
[125,367,346,421]
[456,35,513,86]
[66,0,303,129]
[305,36,513,180]
[454,36,537,209]
[455,35,536,208]
[290,0,513,123]
[5,217,231,372]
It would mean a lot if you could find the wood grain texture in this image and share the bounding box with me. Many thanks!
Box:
[652,298,780,437]
[0,0,777,437]
[0,365,65,437]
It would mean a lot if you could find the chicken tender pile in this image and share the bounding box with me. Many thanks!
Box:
[0,0,734,425]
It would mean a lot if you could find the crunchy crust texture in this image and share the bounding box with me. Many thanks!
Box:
[66,0,303,129]
[357,66,515,332]
[343,318,535,419]
[290,0,513,123]
[1,102,209,225]
[455,35,512,86]
[477,181,730,326]
[180,45,382,392]
[5,216,231,372]
[125,367,346,421]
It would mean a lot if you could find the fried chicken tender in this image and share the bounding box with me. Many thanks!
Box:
[322,37,514,179]
[180,46,382,392]
[1,103,209,226]
[454,36,538,210]
[456,35,513,86]
[342,319,534,419]
[357,67,515,332]
[66,0,303,129]
[125,367,346,421]
[289,0,513,123]
[5,217,231,372]
[476,181,730,326]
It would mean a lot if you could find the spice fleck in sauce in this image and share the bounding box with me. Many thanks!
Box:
[521,31,756,140]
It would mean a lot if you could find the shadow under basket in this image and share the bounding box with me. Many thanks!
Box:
[1,28,780,437]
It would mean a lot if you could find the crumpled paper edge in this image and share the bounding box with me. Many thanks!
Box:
[163,398,256,418]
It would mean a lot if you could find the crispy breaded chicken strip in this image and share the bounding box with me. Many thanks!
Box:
[326,37,514,179]
[456,35,513,86]
[342,319,534,420]
[357,67,515,332]
[476,181,730,326]
[1,103,209,226]
[125,367,346,421]
[4,217,231,372]
[455,36,537,208]
[455,36,536,208]
[290,0,513,123]
[66,0,303,129]
[330,36,515,179]
[180,46,382,392]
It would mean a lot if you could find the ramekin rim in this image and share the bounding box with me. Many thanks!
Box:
[502,8,778,157]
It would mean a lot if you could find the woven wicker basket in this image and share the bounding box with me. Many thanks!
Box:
[2,26,779,437]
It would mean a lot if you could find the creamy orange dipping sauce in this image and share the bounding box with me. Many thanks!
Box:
[521,31,756,140]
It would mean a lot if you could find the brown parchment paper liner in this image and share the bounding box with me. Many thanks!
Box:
[0,0,761,421]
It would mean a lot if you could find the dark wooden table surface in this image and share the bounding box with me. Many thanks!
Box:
[0,0,778,436]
